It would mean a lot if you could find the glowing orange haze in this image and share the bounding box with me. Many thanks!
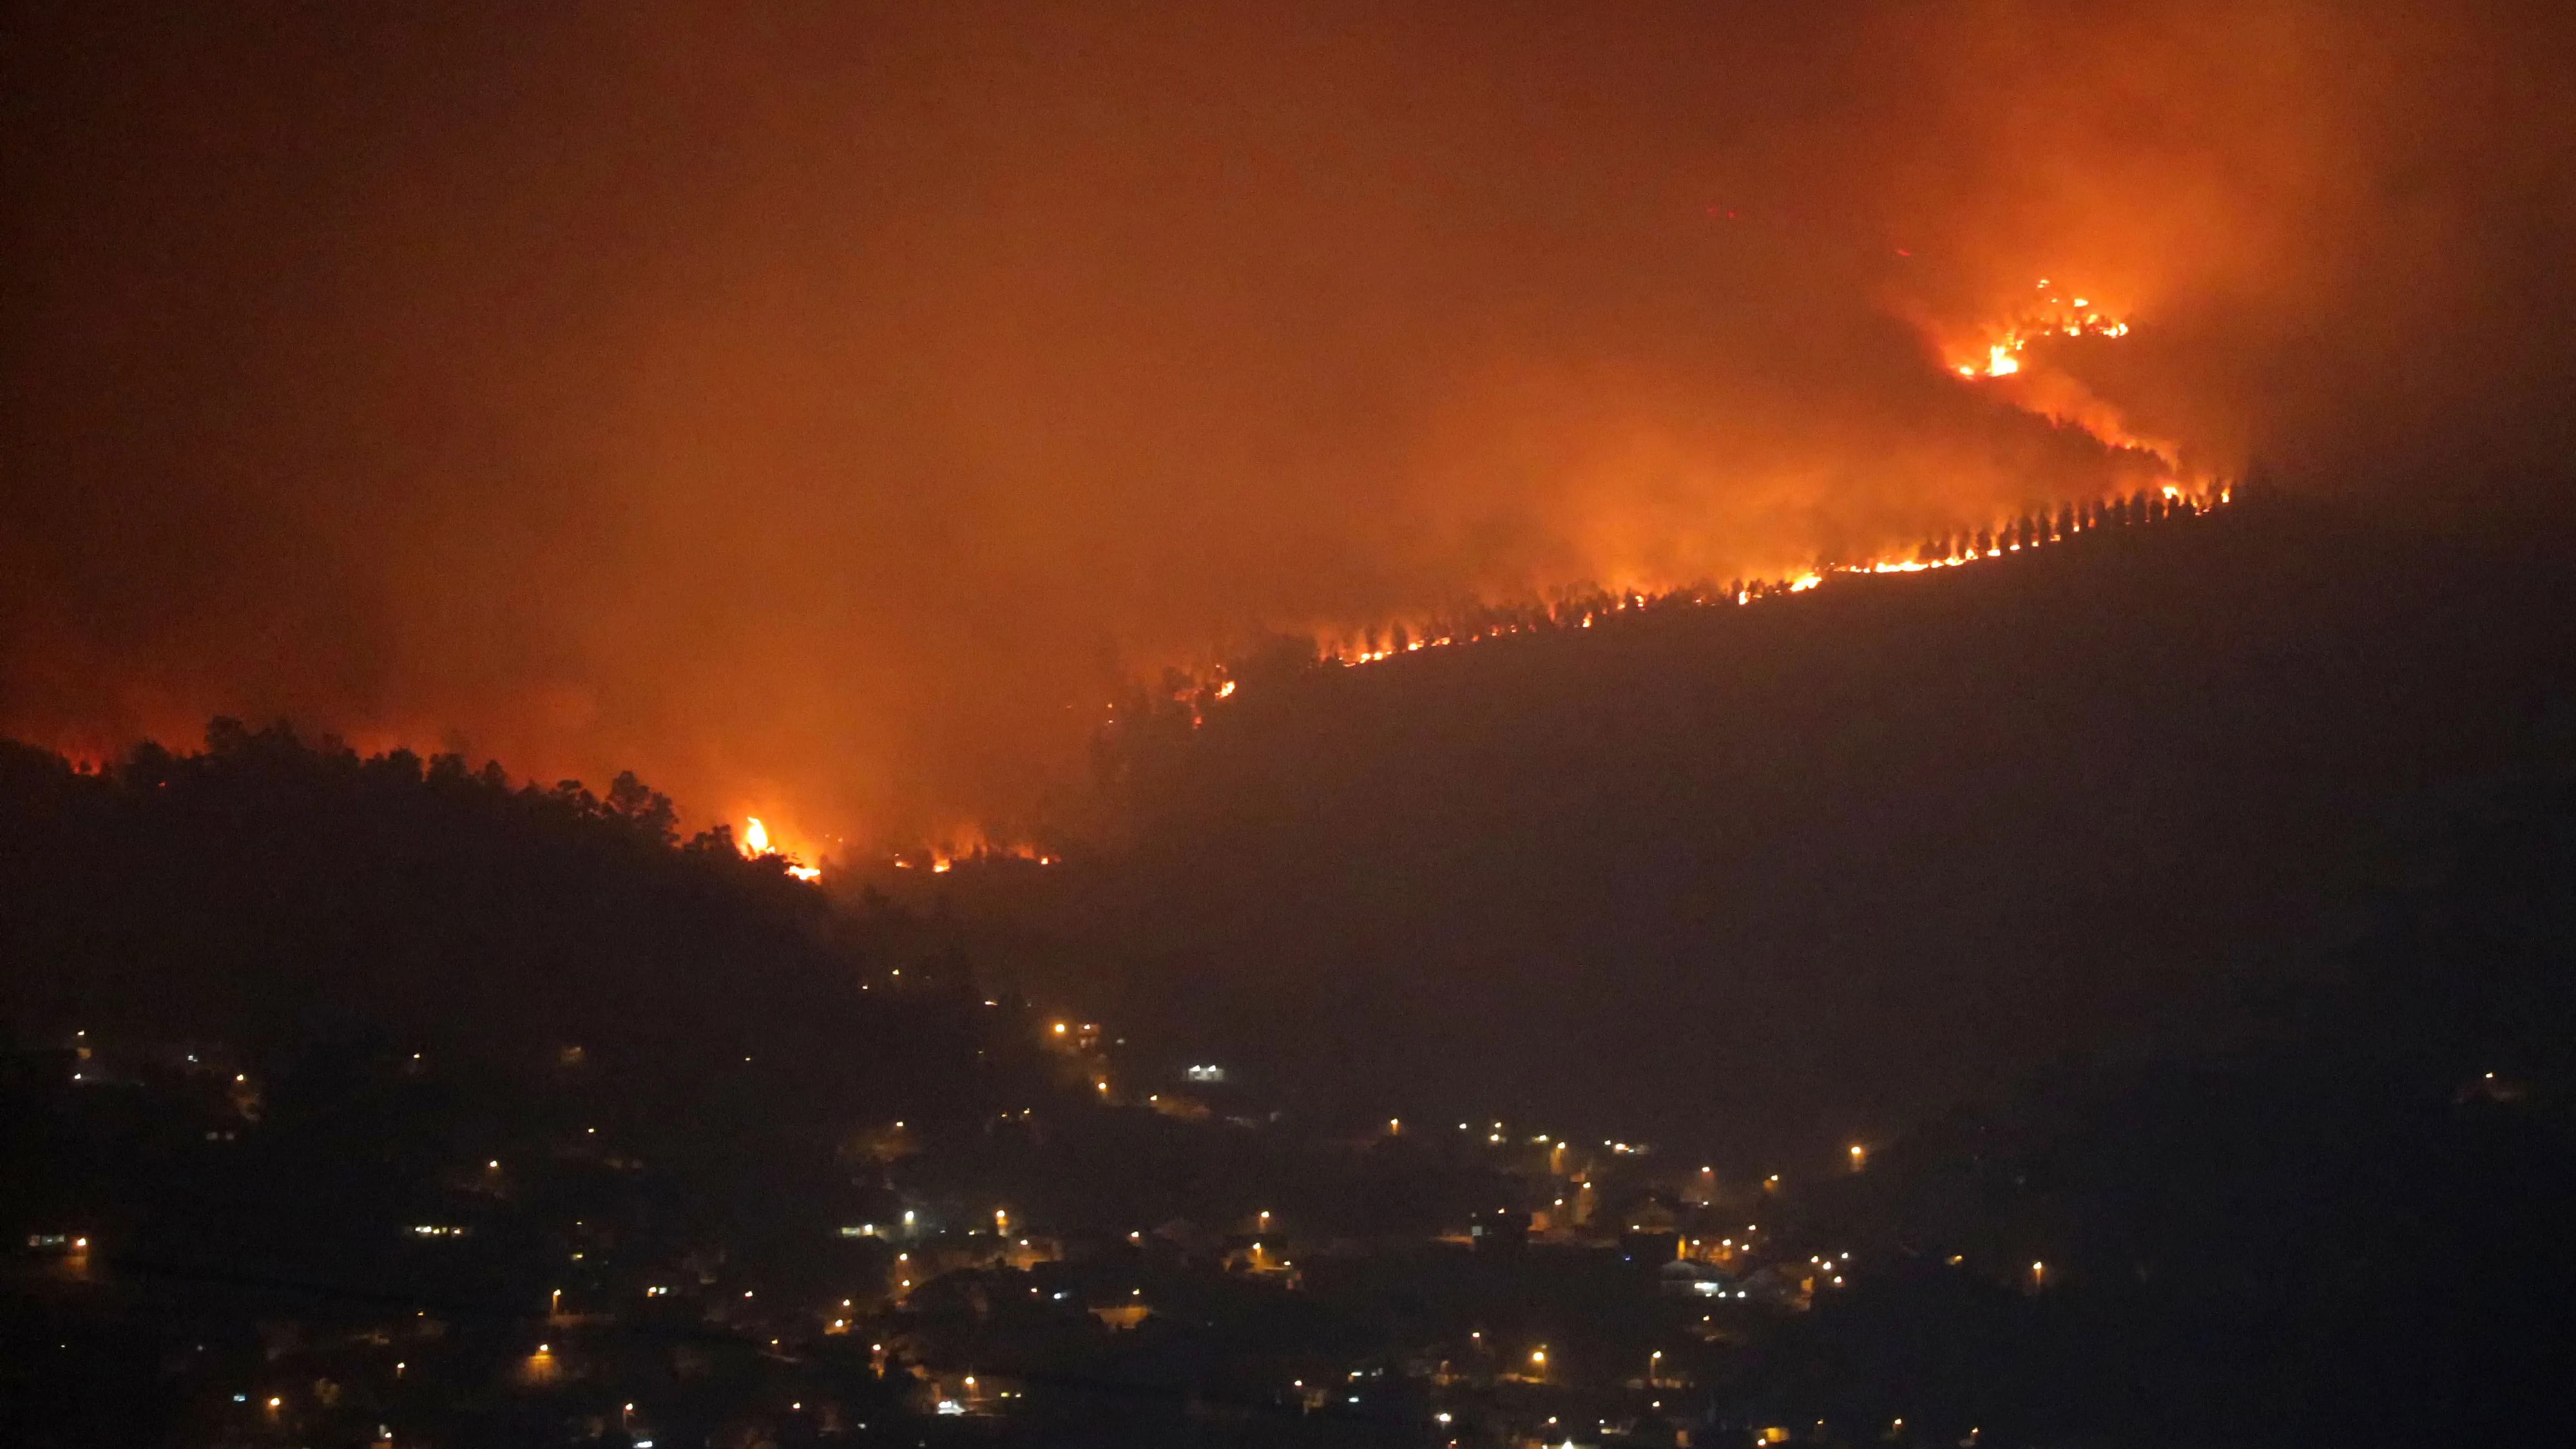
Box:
[2,3,2570,849]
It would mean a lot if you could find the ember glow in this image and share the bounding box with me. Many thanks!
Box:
[890,834,1060,876]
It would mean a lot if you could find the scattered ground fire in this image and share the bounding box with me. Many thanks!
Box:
[1942,280,2133,381]
[888,826,1060,875]
[734,810,1065,884]
[1934,280,2186,475]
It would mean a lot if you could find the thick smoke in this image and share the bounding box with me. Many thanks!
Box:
[4,2,2570,841]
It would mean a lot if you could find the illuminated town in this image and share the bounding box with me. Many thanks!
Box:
[7,1001,2037,1447]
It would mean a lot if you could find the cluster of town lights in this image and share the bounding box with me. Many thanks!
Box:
[194,1018,2080,1446]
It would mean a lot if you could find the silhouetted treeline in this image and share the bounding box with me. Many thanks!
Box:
[1097,485,2229,782]
[1013,494,2576,1165]
[0,720,1014,1121]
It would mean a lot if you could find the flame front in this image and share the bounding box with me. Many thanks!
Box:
[1936,281,2166,475]
[1155,486,2231,710]
[1948,293,2130,381]
[739,815,824,882]
[1085,274,2242,804]
[887,827,1060,874]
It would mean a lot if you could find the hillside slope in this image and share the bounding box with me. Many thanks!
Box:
[958,499,2576,1163]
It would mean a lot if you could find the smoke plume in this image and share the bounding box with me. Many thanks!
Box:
[5,1,2570,841]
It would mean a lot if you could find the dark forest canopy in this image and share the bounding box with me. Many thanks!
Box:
[0,720,995,1127]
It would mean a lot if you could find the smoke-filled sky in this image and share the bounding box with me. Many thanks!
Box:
[6,1,2571,844]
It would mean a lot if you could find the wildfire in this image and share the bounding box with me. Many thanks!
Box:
[1936,278,2176,484]
[1066,277,2232,853]
[1151,479,2232,713]
[1099,304,2238,787]
[739,815,824,882]
[1947,284,2133,380]
[1123,277,2224,716]
[886,827,1060,875]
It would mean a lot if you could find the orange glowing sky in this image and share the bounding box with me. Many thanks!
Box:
[4,2,2570,847]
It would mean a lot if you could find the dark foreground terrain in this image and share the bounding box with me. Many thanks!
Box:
[6,502,2575,1446]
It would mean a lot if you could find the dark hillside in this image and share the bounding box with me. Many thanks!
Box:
[1726,775,2576,1445]
[0,729,1061,1446]
[970,499,2576,1164]
[0,724,966,1099]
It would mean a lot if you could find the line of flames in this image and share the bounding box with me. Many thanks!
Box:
[752,482,2226,883]
[765,282,2199,878]
[1163,283,2201,707]
[1156,480,2233,726]
[741,814,1059,882]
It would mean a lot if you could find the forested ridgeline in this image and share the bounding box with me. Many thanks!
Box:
[1097,484,2231,749]
[0,721,992,1116]
[0,726,1061,1448]
[984,498,2576,1161]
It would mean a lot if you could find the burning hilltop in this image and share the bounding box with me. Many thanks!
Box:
[6,2,2568,863]
[1126,286,2228,721]
[1127,482,2231,735]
